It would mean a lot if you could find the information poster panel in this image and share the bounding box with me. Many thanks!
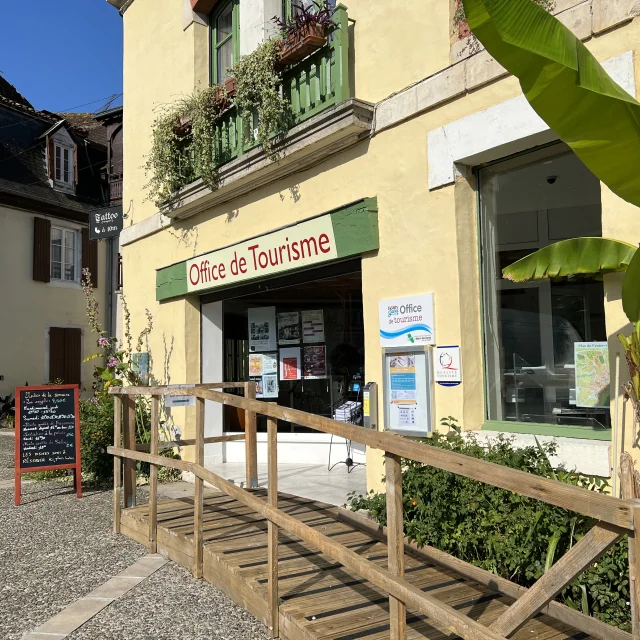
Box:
[248,307,277,352]
[574,342,610,408]
[383,347,433,436]
[280,348,301,381]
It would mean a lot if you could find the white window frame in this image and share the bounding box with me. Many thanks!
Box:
[54,143,74,186]
[50,223,81,285]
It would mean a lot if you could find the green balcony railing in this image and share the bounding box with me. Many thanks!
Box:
[211,3,351,169]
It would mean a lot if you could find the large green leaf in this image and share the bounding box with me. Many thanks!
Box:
[622,248,640,328]
[463,0,640,208]
[502,237,637,282]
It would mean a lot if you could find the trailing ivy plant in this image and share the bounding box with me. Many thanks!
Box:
[230,38,294,160]
[144,104,187,207]
[144,86,227,208]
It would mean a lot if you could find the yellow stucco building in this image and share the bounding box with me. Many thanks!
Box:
[108,0,640,492]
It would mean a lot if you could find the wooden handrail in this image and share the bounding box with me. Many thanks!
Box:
[107,444,506,640]
[110,385,636,530]
[109,382,638,640]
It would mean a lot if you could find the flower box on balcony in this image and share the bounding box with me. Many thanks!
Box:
[224,76,237,98]
[174,113,192,136]
[277,23,328,67]
[190,0,218,14]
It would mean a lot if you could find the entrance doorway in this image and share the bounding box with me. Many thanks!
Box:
[200,260,365,465]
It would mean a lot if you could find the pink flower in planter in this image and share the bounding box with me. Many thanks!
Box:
[107,357,118,368]
[98,336,109,347]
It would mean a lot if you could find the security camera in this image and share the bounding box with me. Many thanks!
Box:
[546,176,558,185]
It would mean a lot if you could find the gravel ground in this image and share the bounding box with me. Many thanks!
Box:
[69,561,269,640]
[0,433,269,640]
[0,429,15,480]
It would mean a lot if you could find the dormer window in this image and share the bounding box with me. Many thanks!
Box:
[44,124,78,193]
[55,144,73,185]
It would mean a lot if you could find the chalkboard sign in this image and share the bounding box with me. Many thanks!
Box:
[15,385,82,505]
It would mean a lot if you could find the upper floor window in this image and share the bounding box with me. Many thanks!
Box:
[55,144,73,185]
[51,226,79,282]
[211,0,239,85]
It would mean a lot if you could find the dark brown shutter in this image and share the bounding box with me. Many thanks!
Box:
[33,217,51,283]
[64,328,82,386]
[81,228,98,288]
[47,137,55,179]
[49,327,66,383]
[73,143,78,184]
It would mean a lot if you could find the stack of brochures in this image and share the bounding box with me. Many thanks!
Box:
[333,401,362,424]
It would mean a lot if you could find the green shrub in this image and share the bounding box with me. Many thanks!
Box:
[348,430,630,631]
[80,395,115,482]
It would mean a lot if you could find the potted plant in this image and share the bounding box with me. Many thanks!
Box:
[224,76,237,98]
[272,1,337,68]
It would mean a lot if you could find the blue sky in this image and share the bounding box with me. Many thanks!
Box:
[0,0,123,113]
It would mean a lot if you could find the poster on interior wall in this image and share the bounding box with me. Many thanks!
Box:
[262,353,278,375]
[302,309,325,343]
[574,342,610,408]
[280,348,301,381]
[248,307,277,352]
[251,377,264,398]
[303,346,327,379]
[249,354,264,377]
[278,312,301,345]
[262,374,279,398]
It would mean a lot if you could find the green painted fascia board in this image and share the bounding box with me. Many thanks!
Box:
[331,197,379,259]
[156,262,188,301]
[481,420,611,442]
[156,197,378,302]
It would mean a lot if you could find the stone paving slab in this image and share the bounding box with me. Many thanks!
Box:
[27,555,168,638]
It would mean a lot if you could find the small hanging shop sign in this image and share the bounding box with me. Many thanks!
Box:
[89,204,123,240]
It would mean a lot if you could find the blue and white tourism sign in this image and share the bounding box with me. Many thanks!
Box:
[435,346,462,386]
[379,294,435,347]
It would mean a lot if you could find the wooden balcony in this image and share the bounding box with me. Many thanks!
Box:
[160,4,374,221]
[109,174,123,203]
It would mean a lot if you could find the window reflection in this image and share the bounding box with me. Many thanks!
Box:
[479,146,610,429]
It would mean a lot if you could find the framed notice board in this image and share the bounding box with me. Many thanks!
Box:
[14,385,82,505]
[382,347,434,437]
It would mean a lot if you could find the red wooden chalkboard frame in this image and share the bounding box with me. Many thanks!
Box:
[15,384,82,506]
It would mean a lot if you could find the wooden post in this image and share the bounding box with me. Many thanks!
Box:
[385,453,405,640]
[267,415,279,638]
[621,453,640,640]
[113,394,122,534]
[244,382,258,489]
[194,396,205,579]
[122,394,137,508]
[148,395,159,553]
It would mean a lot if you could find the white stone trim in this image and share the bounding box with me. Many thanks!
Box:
[427,51,636,190]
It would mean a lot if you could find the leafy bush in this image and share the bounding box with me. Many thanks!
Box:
[80,395,115,482]
[348,429,630,630]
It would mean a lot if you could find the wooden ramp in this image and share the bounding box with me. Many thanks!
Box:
[120,490,593,640]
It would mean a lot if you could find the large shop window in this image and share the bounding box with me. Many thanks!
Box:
[479,145,610,430]
[221,267,364,433]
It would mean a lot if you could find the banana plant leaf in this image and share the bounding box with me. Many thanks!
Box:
[622,248,640,328]
[462,0,640,208]
[502,237,637,282]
